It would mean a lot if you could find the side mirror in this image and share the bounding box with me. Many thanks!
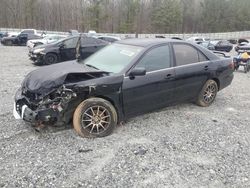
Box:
[129,67,146,78]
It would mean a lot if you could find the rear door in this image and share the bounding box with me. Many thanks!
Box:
[60,37,78,61]
[122,44,176,118]
[172,43,210,102]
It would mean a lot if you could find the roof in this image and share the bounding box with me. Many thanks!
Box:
[116,38,179,47]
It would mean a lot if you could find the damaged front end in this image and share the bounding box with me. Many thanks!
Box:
[14,85,77,126]
[13,60,124,128]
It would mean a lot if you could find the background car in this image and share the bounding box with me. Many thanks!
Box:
[29,36,108,65]
[235,39,250,52]
[1,29,42,46]
[27,34,66,49]
[186,37,210,44]
[208,40,233,52]
[228,39,237,44]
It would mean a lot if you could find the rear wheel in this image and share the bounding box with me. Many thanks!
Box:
[196,80,218,107]
[73,98,117,138]
[44,53,58,65]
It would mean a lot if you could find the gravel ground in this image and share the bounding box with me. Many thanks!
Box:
[0,45,250,188]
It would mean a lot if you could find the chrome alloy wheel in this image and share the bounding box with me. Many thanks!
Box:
[81,105,111,135]
[203,83,216,103]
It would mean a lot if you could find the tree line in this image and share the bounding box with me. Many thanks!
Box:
[0,0,250,34]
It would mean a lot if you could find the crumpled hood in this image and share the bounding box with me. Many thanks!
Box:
[22,61,107,95]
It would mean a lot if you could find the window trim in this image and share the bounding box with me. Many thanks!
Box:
[171,42,209,67]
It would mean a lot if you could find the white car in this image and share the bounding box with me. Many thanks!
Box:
[186,37,210,44]
[27,35,66,49]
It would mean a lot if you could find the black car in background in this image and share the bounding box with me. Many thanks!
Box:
[29,36,108,65]
[14,39,234,138]
[208,40,233,52]
[1,29,42,46]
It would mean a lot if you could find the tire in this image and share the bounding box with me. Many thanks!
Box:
[73,98,118,138]
[44,53,58,65]
[244,65,247,73]
[196,80,218,107]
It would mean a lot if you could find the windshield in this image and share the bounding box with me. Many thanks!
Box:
[82,43,144,73]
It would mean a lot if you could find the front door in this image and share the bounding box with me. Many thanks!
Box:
[122,45,176,118]
[60,37,79,61]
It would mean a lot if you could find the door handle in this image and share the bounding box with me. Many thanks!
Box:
[165,74,174,80]
[204,65,209,71]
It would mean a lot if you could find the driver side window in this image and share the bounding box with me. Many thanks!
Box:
[63,37,78,48]
[135,45,171,72]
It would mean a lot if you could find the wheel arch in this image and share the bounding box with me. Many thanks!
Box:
[212,77,220,90]
[90,95,122,123]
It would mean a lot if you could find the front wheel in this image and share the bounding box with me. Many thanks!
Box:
[73,98,118,138]
[44,53,58,65]
[196,80,218,107]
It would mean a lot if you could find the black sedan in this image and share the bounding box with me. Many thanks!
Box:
[14,39,234,137]
[207,40,233,52]
[29,36,108,65]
